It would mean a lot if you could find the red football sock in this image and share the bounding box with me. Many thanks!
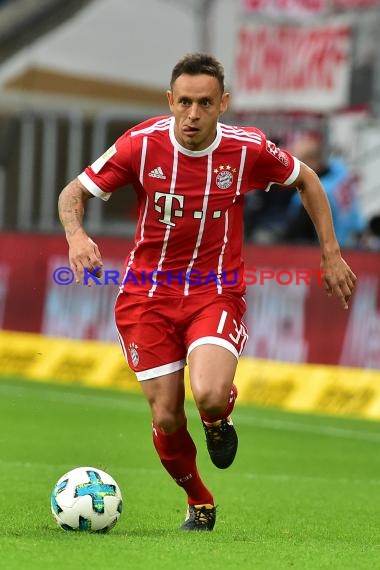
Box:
[200,383,238,423]
[152,421,214,506]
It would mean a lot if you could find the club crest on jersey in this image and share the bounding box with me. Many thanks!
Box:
[214,165,236,190]
[128,342,139,367]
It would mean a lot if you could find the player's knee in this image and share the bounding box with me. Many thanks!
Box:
[194,387,228,415]
[151,409,186,433]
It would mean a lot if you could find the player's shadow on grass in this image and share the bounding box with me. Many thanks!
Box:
[118,528,178,537]
[42,526,178,538]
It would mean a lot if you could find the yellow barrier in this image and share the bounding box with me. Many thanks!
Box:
[235,358,380,420]
[1,330,380,420]
[0,330,138,393]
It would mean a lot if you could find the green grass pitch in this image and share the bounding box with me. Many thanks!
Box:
[1,376,380,570]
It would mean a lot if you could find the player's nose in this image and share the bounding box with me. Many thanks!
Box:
[188,103,200,120]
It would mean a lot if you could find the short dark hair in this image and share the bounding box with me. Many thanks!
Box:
[170,53,225,93]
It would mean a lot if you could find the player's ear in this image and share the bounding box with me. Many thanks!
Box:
[219,92,230,116]
[167,90,174,110]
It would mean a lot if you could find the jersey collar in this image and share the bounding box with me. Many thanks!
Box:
[169,116,222,157]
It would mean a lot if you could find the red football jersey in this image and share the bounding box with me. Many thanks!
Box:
[78,115,300,297]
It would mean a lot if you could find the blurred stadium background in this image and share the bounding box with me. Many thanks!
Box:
[0,0,380,418]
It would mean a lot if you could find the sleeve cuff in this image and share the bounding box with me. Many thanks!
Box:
[78,171,112,201]
[283,157,301,186]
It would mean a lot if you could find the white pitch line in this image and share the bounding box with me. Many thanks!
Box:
[0,381,149,413]
[236,416,380,444]
[1,381,380,444]
[1,458,380,488]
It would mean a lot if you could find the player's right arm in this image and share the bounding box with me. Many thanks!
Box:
[59,125,142,282]
[58,178,103,284]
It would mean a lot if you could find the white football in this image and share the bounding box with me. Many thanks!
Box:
[51,466,123,532]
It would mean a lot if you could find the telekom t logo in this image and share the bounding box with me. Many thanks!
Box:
[154,192,184,227]
[154,191,223,225]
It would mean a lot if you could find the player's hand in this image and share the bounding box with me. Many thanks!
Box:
[320,253,357,310]
[67,230,103,286]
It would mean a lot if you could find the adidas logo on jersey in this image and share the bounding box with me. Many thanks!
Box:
[148,166,166,179]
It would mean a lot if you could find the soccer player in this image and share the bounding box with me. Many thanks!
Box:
[58,53,356,531]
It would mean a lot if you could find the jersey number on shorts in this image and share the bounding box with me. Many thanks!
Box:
[217,309,244,345]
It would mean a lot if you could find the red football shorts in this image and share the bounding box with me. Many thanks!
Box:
[115,291,248,380]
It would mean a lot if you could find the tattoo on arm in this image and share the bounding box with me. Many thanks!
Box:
[58,180,92,238]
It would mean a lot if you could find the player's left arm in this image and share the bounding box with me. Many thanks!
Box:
[294,162,357,309]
